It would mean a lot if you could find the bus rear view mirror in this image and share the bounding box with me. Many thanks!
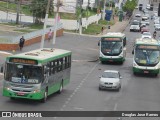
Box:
[132,50,134,54]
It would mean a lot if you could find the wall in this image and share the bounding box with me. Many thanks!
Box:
[0,29,63,51]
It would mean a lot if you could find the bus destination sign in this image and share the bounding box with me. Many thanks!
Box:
[9,58,38,65]
[138,45,159,50]
[103,38,121,41]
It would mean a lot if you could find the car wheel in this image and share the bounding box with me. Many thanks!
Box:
[99,86,102,90]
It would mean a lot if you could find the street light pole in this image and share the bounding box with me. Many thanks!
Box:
[79,0,82,35]
[40,0,51,48]
[52,0,61,45]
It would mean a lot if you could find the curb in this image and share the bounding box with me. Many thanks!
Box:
[72,58,99,62]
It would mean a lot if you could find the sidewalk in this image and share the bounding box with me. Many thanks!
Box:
[99,19,129,36]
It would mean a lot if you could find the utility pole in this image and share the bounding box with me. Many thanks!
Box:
[79,0,82,35]
[6,0,9,21]
[85,0,89,29]
[103,0,106,20]
[16,0,20,24]
[53,0,62,45]
[40,0,51,48]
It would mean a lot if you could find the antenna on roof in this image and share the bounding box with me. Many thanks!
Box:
[25,53,39,56]
[41,48,54,52]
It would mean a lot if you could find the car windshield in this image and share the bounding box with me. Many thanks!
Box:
[5,63,43,84]
[131,21,139,25]
[102,72,119,78]
[143,32,151,35]
[135,45,160,66]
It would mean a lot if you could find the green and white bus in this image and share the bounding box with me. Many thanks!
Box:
[132,38,160,76]
[99,32,127,64]
[2,48,72,102]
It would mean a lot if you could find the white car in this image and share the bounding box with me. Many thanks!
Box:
[154,23,160,27]
[142,15,149,20]
[155,24,160,30]
[146,4,150,9]
[135,13,141,17]
[142,20,150,25]
[130,20,140,32]
[99,70,122,91]
[154,20,160,24]
[141,32,152,39]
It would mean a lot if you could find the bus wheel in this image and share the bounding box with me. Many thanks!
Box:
[41,90,48,103]
[58,82,63,94]
[154,73,158,77]
[133,72,137,75]
[101,61,105,64]
[10,97,15,100]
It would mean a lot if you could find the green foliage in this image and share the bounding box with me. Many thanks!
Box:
[30,0,54,24]
[122,0,137,12]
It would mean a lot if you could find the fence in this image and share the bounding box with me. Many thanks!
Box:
[11,22,63,43]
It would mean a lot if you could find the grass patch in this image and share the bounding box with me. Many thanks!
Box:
[82,23,103,35]
[14,29,35,33]
[0,1,31,15]
[0,38,12,43]
[0,22,17,26]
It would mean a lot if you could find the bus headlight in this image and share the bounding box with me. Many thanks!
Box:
[32,89,40,93]
[5,87,11,91]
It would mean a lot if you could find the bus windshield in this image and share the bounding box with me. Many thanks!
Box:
[101,40,122,56]
[5,63,43,84]
[135,45,160,66]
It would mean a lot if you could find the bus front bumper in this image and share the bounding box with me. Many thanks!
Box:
[3,88,44,100]
[99,57,125,62]
[133,67,160,74]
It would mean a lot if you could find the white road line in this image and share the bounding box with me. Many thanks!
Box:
[60,63,99,111]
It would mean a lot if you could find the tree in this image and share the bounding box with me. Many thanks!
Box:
[30,0,54,24]
[122,0,137,13]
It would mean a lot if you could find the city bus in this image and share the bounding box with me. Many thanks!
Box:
[1,48,72,102]
[99,32,126,64]
[132,38,160,76]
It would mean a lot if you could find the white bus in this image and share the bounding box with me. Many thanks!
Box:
[132,38,160,76]
[99,32,127,64]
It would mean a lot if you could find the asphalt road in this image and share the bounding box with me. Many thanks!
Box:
[0,1,160,120]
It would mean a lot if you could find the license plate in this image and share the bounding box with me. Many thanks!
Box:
[144,71,149,73]
[17,92,25,96]
[109,60,113,62]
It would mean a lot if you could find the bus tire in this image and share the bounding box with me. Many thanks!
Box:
[10,97,15,100]
[101,61,105,64]
[154,73,158,77]
[133,72,137,75]
[41,89,48,103]
[57,82,63,94]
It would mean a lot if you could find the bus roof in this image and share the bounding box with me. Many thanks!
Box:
[7,48,71,63]
[102,32,125,38]
[135,38,159,45]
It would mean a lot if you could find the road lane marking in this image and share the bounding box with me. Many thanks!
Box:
[61,63,99,110]
[114,103,118,111]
